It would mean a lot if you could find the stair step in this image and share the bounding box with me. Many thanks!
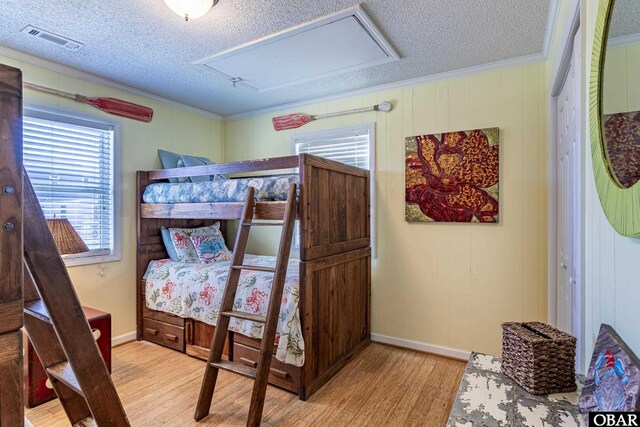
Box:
[221,310,267,323]
[211,360,257,379]
[231,265,276,273]
[24,300,51,324]
[46,361,84,397]
[241,221,284,227]
[73,418,97,427]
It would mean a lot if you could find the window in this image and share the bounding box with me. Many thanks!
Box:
[23,109,120,266]
[293,124,375,255]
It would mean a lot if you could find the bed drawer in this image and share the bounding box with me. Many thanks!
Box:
[142,318,185,352]
[232,342,299,393]
[233,333,263,349]
[142,303,185,327]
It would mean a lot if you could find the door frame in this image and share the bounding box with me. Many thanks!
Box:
[547,0,583,370]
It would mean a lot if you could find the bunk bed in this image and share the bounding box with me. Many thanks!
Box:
[136,154,371,400]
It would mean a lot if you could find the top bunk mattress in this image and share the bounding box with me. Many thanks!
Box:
[142,174,299,204]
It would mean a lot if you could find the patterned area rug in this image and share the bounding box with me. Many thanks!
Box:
[447,352,585,426]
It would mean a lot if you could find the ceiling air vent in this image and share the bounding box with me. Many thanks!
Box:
[195,5,399,92]
[20,26,84,52]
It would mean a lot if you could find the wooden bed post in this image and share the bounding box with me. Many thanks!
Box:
[0,63,24,427]
[136,170,149,340]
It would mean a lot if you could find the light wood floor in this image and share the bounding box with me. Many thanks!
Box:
[26,341,465,426]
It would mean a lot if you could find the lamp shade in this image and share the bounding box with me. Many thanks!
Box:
[46,218,89,255]
[163,0,218,21]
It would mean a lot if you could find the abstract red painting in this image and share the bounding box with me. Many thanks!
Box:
[405,127,499,223]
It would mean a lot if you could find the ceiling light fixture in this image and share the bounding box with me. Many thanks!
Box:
[163,0,219,21]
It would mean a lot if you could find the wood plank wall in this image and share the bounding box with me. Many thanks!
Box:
[0,52,224,341]
[224,62,549,356]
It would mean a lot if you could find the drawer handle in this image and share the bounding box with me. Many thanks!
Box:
[145,328,159,336]
[164,334,179,342]
[269,368,289,379]
[239,357,257,368]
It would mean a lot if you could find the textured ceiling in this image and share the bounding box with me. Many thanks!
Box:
[609,0,640,39]
[0,0,551,117]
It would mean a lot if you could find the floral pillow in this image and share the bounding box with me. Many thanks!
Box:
[168,223,224,263]
[190,227,232,263]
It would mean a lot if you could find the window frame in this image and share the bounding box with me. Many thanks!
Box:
[24,105,121,267]
[292,123,376,257]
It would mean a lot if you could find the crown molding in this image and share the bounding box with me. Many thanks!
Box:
[608,33,640,48]
[0,45,223,121]
[224,0,555,121]
[2,0,556,124]
[223,52,546,121]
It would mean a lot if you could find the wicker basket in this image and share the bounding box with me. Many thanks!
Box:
[501,322,577,395]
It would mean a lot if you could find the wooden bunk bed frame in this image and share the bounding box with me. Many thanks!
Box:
[137,154,371,400]
[0,62,24,426]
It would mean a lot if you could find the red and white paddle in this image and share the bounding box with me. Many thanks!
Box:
[272,101,392,131]
[24,82,154,123]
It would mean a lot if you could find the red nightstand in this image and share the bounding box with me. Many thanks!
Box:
[23,306,112,408]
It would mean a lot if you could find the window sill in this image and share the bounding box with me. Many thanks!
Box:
[63,253,121,268]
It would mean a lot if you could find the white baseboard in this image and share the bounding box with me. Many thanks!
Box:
[111,330,470,360]
[112,331,136,347]
[371,333,471,361]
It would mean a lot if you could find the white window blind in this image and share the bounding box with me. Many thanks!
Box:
[294,130,371,169]
[23,110,116,261]
[293,124,375,255]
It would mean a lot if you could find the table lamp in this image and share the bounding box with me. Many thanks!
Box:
[46,217,89,255]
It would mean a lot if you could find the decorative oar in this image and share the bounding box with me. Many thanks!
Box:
[24,82,154,123]
[272,101,392,131]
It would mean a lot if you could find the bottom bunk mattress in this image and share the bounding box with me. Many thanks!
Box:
[142,174,299,204]
[143,255,304,367]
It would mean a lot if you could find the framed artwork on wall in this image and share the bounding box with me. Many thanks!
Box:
[579,324,640,416]
[405,127,499,223]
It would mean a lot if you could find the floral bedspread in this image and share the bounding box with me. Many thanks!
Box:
[143,174,299,204]
[144,255,304,366]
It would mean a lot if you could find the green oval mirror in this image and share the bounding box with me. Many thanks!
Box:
[591,0,640,236]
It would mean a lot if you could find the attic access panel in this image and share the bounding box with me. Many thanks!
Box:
[195,6,399,92]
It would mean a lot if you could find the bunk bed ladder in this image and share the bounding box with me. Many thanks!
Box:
[194,183,297,427]
[22,174,129,426]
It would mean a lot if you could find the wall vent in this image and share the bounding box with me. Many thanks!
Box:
[20,26,84,52]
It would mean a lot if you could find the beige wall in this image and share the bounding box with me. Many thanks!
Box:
[602,42,640,115]
[583,0,640,367]
[0,54,224,340]
[2,38,554,356]
[8,0,637,365]
[224,63,549,355]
